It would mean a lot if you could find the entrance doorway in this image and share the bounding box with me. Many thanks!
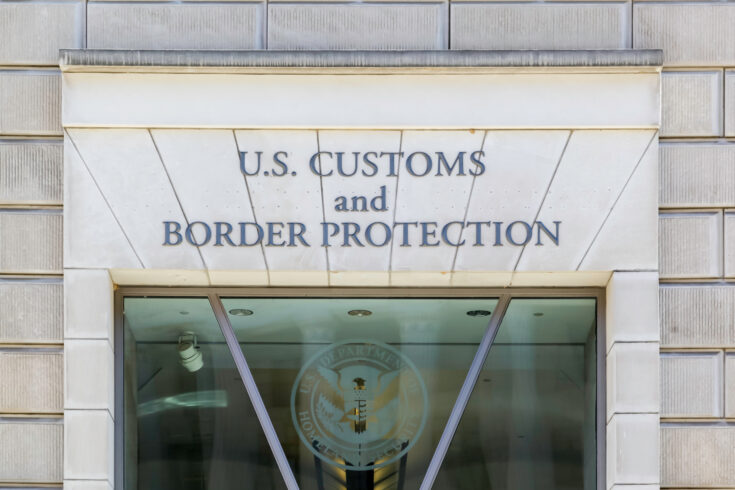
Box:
[119,291,600,490]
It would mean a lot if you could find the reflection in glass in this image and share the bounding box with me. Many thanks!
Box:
[222,297,499,490]
[123,297,286,490]
[433,298,598,490]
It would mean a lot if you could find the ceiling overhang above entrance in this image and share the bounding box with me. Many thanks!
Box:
[60,50,662,287]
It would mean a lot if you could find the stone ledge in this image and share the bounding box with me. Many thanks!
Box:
[59,49,663,74]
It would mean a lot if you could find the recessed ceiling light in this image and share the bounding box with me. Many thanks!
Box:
[466,310,492,317]
[533,312,544,317]
[229,308,253,316]
[348,309,372,317]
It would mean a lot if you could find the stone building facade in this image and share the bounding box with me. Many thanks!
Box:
[0,2,733,490]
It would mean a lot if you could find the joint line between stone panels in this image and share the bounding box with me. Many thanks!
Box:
[576,130,658,270]
[449,130,487,273]
[512,130,572,272]
[66,131,145,268]
[230,131,271,284]
[316,131,331,285]
[419,294,511,490]
[387,130,404,282]
[148,130,211,281]
[208,294,299,490]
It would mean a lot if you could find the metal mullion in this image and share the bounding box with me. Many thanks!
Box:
[419,294,512,490]
[208,294,299,490]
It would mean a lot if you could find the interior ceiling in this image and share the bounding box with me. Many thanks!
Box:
[123,296,596,345]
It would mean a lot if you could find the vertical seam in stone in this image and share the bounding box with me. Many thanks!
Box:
[65,130,145,268]
[387,130,404,286]
[449,130,487,274]
[315,130,331,286]
[230,130,270,284]
[148,129,210,278]
[512,129,572,273]
[576,130,658,271]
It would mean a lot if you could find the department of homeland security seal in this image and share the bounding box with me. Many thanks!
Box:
[291,339,428,471]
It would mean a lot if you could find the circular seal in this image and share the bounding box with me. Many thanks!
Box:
[291,339,428,471]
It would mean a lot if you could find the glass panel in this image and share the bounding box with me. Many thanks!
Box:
[433,298,597,490]
[222,297,499,490]
[123,297,287,490]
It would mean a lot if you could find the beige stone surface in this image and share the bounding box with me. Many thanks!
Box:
[661,426,735,487]
[607,414,660,486]
[0,140,63,205]
[87,3,264,50]
[726,353,735,418]
[0,351,62,414]
[0,281,62,343]
[268,3,447,49]
[64,340,114,412]
[607,342,660,420]
[659,212,722,279]
[606,272,660,350]
[660,285,735,348]
[726,212,735,278]
[660,143,735,208]
[0,2,84,65]
[451,2,629,50]
[64,481,113,490]
[64,270,114,341]
[0,211,62,274]
[0,70,61,136]
[661,352,722,418]
[64,410,114,481]
[0,420,62,482]
[661,71,722,137]
[727,70,735,137]
[634,3,735,66]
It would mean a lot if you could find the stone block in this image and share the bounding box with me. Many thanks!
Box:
[64,410,114,481]
[0,211,62,274]
[607,342,660,420]
[661,71,722,137]
[661,426,735,487]
[451,3,629,50]
[660,285,735,348]
[64,270,114,342]
[64,481,113,490]
[727,70,735,137]
[0,2,84,65]
[87,3,264,50]
[661,352,722,418]
[268,3,447,49]
[607,414,660,487]
[0,140,63,205]
[659,212,721,279]
[0,351,62,414]
[660,143,735,208]
[64,340,114,412]
[725,353,735,418]
[726,212,735,278]
[0,280,62,343]
[0,420,62,482]
[0,70,61,136]
[634,3,735,66]
[606,272,660,350]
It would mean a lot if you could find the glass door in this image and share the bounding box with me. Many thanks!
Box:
[120,293,598,490]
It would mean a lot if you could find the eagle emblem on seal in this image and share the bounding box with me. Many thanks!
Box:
[291,340,428,470]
